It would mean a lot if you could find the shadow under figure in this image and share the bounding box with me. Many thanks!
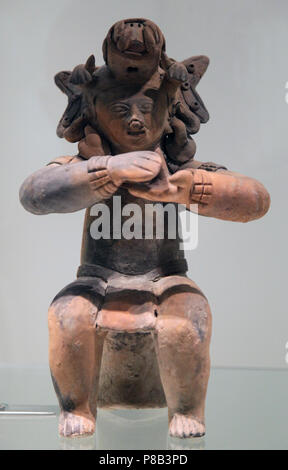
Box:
[19,18,270,439]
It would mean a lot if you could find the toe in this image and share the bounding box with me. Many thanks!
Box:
[169,413,206,439]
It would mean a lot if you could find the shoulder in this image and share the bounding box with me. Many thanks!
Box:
[181,160,228,172]
[46,155,86,166]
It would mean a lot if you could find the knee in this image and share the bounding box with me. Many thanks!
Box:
[48,295,98,335]
[156,316,193,342]
[157,296,211,344]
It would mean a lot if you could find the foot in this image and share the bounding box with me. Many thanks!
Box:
[169,413,205,438]
[59,411,95,438]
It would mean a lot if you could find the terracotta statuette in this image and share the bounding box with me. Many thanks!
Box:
[19,18,270,439]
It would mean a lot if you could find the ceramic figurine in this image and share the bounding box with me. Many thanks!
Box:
[19,18,270,438]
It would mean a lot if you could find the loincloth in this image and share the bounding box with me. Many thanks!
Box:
[52,260,203,332]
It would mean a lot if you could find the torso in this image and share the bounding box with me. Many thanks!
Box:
[80,188,185,274]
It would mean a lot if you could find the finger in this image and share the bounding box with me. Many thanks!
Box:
[90,175,111,189]
[90,169,107,179]
[135,163,162,179]
[133,157,161,168]
[134,163,158,172]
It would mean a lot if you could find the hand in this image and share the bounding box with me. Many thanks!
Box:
[127,169,194,205]
[107,151,162,186]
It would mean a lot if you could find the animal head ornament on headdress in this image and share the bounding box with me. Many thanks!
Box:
[54,18,209,164]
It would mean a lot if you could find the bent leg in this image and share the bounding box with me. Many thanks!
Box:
[48,293,106,437]
[153,281,212,438]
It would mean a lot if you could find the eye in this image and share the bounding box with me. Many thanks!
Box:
[110,103,130,116]
[139,102,153,113]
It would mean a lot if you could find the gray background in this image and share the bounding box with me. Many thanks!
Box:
[0,0,287,369]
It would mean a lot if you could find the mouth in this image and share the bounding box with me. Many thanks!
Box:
[127,130,146,136]
[126,66,139,73]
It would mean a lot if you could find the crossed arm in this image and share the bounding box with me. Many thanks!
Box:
[19,152,161,214]
[128,163,271,223]
[19,151,270,222]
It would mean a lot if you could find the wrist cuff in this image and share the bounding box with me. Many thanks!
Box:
[190,170,213,205]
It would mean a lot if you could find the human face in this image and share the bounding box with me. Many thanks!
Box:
[96,92,167,153]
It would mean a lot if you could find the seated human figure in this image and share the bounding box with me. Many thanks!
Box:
[19,18,270,439]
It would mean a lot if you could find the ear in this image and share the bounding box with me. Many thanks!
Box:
[85,54,96,74]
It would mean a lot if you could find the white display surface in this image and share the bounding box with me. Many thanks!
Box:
[0,366,287,450]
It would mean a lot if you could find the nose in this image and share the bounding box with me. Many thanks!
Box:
[128,22,144,43]
[128,105,144,130]
[129,119,144,131]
